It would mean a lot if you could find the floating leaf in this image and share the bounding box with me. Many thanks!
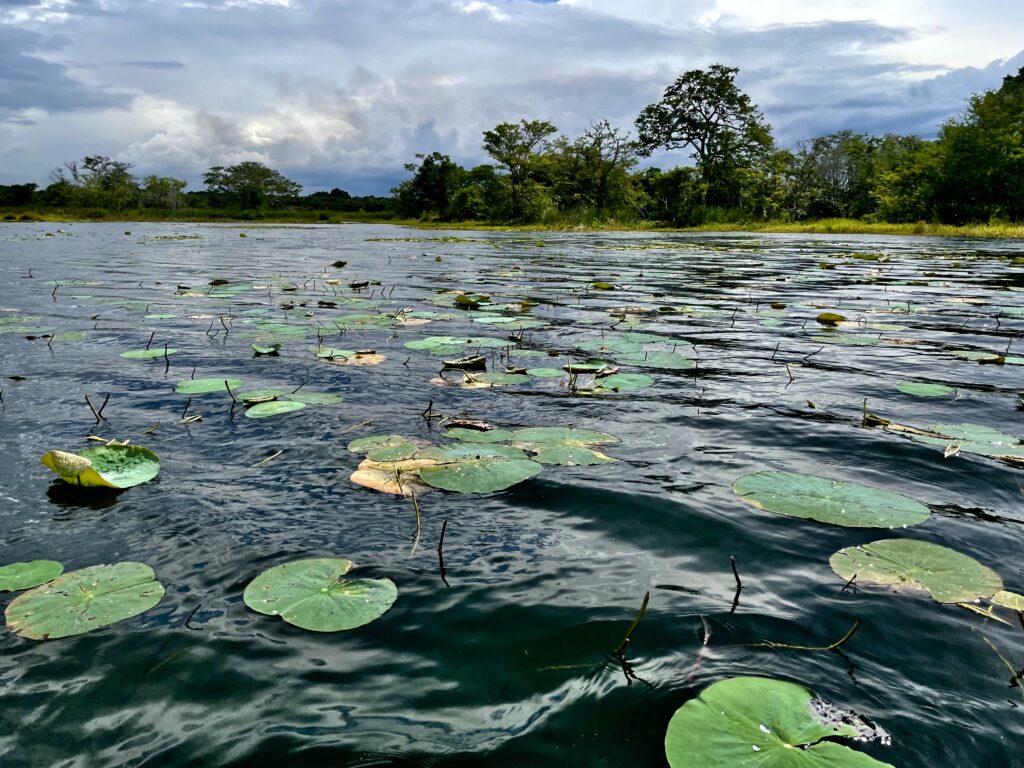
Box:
[5,562,165,640]
[475,372,529,386]
[40,445,161,489]
[348,435,412,454]
[732,471,929,528]
[282,391,343,405]
[897,382,954,397]
[594,373,654,391]
[829,539,1002,603]
[243,558,397,632]
[416,445,542,493]
[525,367,564,378]
[816,312,846,326]
[445,428,515,443]
[239,388,288,403]
[0,560,63,592]
[175,377,243,394]
[616,350,695,369]
[350,457,436,496]
[992,590,1024,611]
[531,444,617,466]
[666,676,893,768]
[120,347,178,359]
[511,427,619,446]
[252,342,280,355]
[244,400,307,419]
[367,443,418,462]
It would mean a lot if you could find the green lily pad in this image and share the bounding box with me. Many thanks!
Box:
[475,372,529,386]
[282,392,343,406]
[617,350,695,369]
[666,676,893,768]
[243,558,397,632]
[40,445,161,489]
[416,445,542,493]
[120,347,179,359]
[0,560,63,592]
[238,388,288,403]
[252,343,281,355]
[445,428,515,443]
[525,368,565,378]
[594,373,654,391]
[992,590,1024,611]
[732,471,929,528]
[5,562,165,640]
[829,539,1002,603]
[579,337,643,355]
[367,443,418,462]
[175,377,244,395]
[909,423,1024,460]
[897,382,954,397]
[530,444,617,466]
[244,400,307,419]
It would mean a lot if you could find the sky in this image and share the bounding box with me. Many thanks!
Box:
[1,0,1023,195]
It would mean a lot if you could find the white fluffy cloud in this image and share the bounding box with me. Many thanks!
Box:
[1,0,1023,193]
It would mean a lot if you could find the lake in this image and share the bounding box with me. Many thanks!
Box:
[0,222,1022,767]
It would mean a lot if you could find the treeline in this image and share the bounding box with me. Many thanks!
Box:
[0,159,390,220]
[2,64,1022,226]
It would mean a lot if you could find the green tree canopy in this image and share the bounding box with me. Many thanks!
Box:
[202,161,302,209]
[482,119,557,219]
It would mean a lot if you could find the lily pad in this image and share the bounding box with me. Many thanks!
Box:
[616,350,695,370]
[992,590,1024,611]
[475,372,529,386]
[594,373,654,391]
[530,444,618,466]
[829,539,1002,603]
[445,428,515,443]
[282,391,343,406]
[243,558,397,632]
[732,471,929,528]
[244,400,307,419]
[666,676,893,768]
[5,562,165,640]
[897,382,954,397]
[0,560,63,592]
[239,388,288,403]
[511,427,619,446]
[252,342,281,355]
[120,347,179,359]
[351,457,437,496]
[175,377,243,395]
[348,435,413,454]
[40,445,161,489]
[525,368,565,379]
[416,445,542,493]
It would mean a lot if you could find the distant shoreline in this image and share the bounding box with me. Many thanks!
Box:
[3,211,1024,239]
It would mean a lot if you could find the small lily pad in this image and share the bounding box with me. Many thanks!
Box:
[40,445,161,489]
[829,539,1002,603]
[252,343,281,355]
[244,400,307,419]
[5,562,165,640]
[733,471,929,528]
[176,377,243,395]
[121,347,178,359]
[243,558,397,632]
[897,382,954,397]
[594,373,654,391]
[525,368,565,379]
[666,676,893,768]
[282,392,343,406]
[0,560,63,592]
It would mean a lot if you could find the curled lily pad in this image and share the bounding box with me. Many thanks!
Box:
[252,342,280,355]
[666,676,892,768]
[897,382,954,397]
[416,445,542,493]
[732,471,929,528]
[120,347,178,359]
[243,558,397,632]
[41,445,161,489]
[175,377,243,395]
[244,400,307,419]
[829,539,1002,604]
[0,560,63,592]
[5,562,165,640]
[351,457,437,496]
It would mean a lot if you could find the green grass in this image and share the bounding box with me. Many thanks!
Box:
[4,209,1024,238]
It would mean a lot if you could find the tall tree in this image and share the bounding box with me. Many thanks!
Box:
[393,152,464,218]
[482,119,557,219]
[636,64,773,207]
[202,161,301,209]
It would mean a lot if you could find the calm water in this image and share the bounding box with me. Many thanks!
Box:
[0,222,1022,767]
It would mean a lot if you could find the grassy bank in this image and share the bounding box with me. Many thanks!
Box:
[4,209,1024,238]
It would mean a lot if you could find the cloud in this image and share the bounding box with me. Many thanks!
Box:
[1,0,1023,193]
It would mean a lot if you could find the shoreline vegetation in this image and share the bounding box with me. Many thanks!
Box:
[3,210,1024,239]
[3,64,1023,238]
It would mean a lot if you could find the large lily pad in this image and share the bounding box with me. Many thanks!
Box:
[416,445,542,493]
[666,676,893,768]
[5,562,165,640]
[896,382,954,397]
[829,539,1002,603]
[40,445,161,489]
[243,558,397,632]
[350,457,437,496]
[244,400,307,419]
[0,560,63,592]
[732,471,930,528]
[176,377,243,394]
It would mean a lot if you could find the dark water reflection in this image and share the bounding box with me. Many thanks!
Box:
[1,223,1022,766]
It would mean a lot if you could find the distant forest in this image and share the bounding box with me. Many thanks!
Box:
[2,63,1023,227]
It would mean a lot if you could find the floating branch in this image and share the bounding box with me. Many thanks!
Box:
[614,591,650,656]
[752,618,862,652]
[253,449,283,468]
[437,518,449,587]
